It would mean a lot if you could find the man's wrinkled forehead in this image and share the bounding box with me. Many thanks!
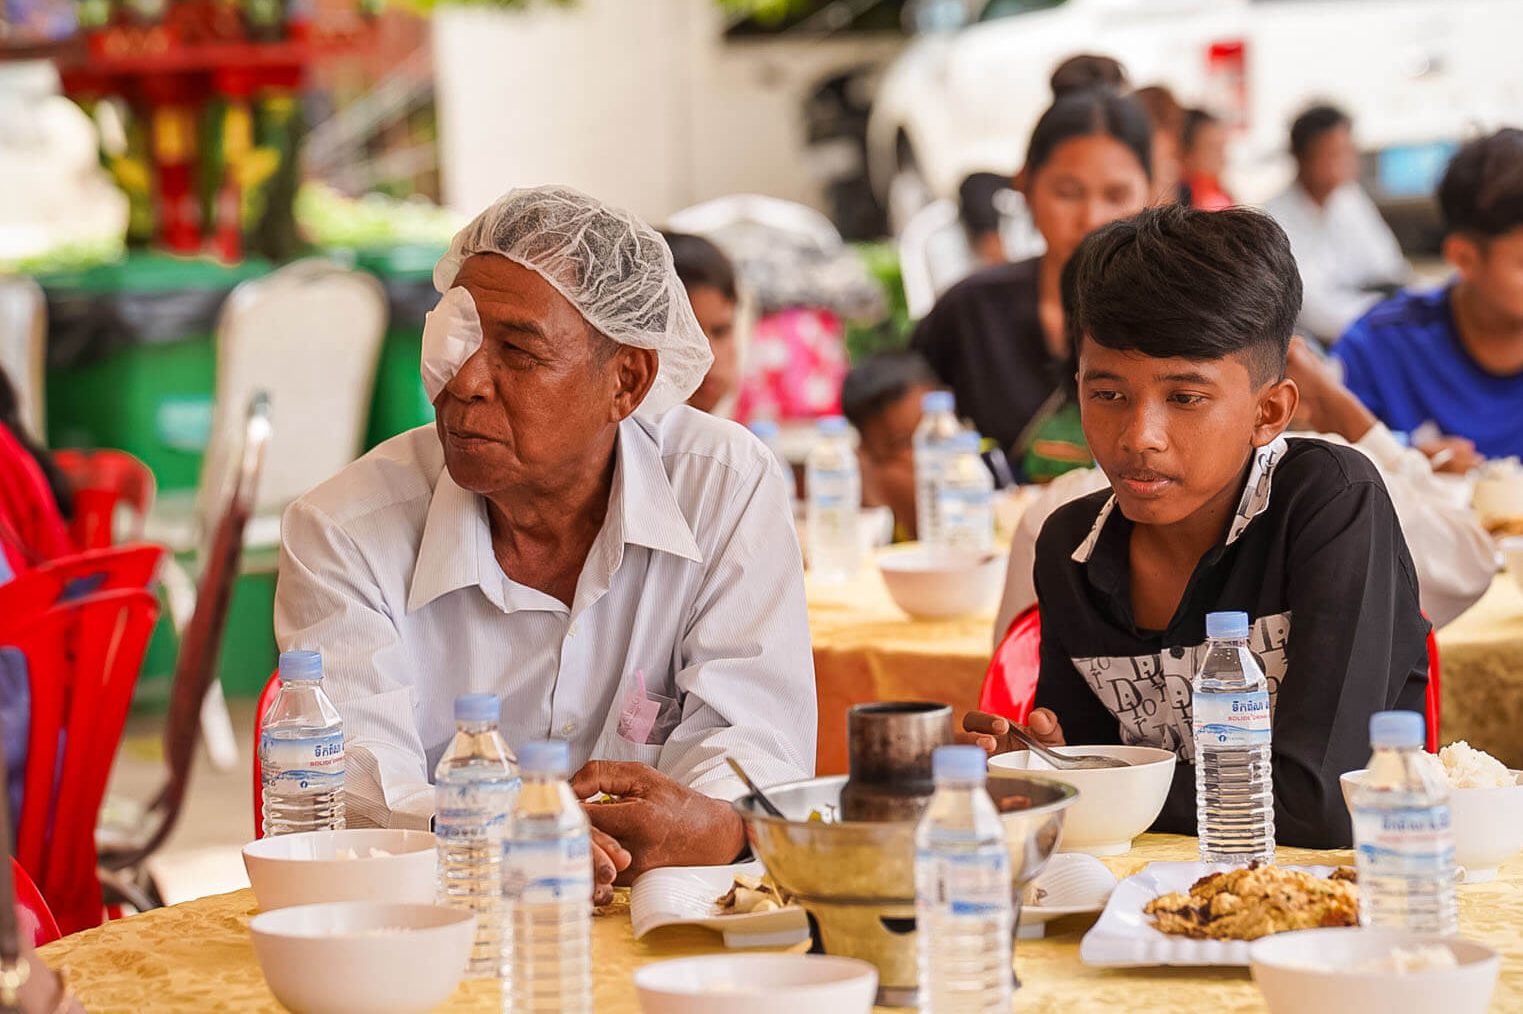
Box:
[454,252,594,344]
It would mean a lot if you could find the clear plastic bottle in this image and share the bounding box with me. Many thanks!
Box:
[935,431,994,553]
[915,745,1012,1014]
[806,415,862,583]
[1353,711,1457,935]
[913,390,961,550]
[260,650,346,837]
[434,694,520,979]
[1191,611,1274,865]
[503,740,592,1014]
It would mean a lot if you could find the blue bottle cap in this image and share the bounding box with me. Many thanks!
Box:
[922,390,955,414]
[278,650,323,682]
[1205,611,1250,639]
[520,739,571,776]
[1370,710,1425,749]
[454,693,500,724]
[932,744,988,782]
[817,415,849,437]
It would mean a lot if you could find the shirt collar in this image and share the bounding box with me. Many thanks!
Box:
[1071,435,1290,565]
[406,417,702,615]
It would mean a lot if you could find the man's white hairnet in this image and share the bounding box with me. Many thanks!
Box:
[423,185,713,417]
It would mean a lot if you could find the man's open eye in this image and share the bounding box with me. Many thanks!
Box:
[1169,392,1207,406]
[1087,389,1123,402]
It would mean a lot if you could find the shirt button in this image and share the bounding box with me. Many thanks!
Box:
[561,722,577,735]
[567,625,578,638]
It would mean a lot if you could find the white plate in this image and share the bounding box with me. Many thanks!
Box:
[1017,853,1117,938]
[1080,862,1341,967]
[630,861,810,948]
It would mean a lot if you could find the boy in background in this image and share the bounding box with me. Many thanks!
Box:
[841,353,939,542]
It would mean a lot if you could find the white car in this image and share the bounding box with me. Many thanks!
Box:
[868,0,1523,230]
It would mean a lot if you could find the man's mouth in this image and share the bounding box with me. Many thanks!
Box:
[445,427,496,447]
[1116,468,1175,498]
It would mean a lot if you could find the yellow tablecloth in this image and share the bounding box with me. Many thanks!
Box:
[809,570,1523,775]
[807,569,995,775]
[1437,575,1523,769]
[39,835,1523,1012]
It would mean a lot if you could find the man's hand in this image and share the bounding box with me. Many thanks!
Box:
[1285,337,1376,442]
[1416,434,1482,475]
[571,761,747,881]
[959,708,1066,757]
[589,827,632,906]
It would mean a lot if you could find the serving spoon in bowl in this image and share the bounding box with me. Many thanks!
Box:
[1006,724,1130,770]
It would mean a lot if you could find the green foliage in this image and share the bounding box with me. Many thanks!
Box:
[845,240,912,364]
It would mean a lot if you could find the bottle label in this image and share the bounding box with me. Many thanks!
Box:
[504,833,593,904]
[1354,804,1455,875]
[434,778,521,835]
[1192,691,1271,748]
[260,731,345,793]
[916,848,1011,918]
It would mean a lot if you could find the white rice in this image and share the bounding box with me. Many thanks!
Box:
[1436,741,1516,789]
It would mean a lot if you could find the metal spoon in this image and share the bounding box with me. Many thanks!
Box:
[727,756,788,818]
[1006,724,1130,770]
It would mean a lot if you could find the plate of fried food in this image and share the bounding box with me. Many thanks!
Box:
[1079,862,1359,967]
[630,860,810,948]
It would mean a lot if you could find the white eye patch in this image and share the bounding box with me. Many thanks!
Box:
[419,286,484,403]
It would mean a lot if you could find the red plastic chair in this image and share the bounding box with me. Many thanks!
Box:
[979,606,1443,752]
[9,588,159,935]
[0,544,165,645]
[979,605,1041,725]
[12,856,61,947]
[250,670,281,840]
[53,450,157,552]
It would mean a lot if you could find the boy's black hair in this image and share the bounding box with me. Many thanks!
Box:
[1437,128,1523,239]
[841,353,937,433]
[1049,53,1127,98]
[660,231,738,302]
[1062,204,1302,386]
[1027,89,1153,182]
[1289,103,1352,160]
[1181,107,1219,154]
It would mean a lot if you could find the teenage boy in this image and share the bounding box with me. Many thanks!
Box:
[968,204,1429,849]
[841,353,939,541]
[1334,128,1523,461]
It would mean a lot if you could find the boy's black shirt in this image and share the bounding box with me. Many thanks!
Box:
[1033,436,1430,848]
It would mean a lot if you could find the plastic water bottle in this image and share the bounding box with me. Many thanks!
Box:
[260,650,345,836]
[915,745,1012,1013]
[1192,611,1274,865]
[504,740,592,1014]
[434,694,520,979]
[1353,711,1457,934]
[914,390,961,549]
[935,431,994,553]
[806,416,862,583]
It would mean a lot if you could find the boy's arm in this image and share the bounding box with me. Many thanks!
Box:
[1270,474,1430,848]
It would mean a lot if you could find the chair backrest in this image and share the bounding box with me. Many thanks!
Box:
[1425,623,1441,754]
[10,588,159,935]
[105,395,269,871]
[0,275,47,442]
[0,543,165,643]
[53,450,158,551]
[979,604,1042,726]
[197,258,386,526]
[11,856,60,947]
[251,670,281,840]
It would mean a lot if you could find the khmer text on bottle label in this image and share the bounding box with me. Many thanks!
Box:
[1353,805,1456,875]
[260,731,345,791]
[1192,691,1271,747]
[504,834,593,903]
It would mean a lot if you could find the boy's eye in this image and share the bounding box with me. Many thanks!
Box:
[1169,392,1207,406]
[1088,389,1123,402]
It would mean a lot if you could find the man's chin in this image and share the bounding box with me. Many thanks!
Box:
[1112,488,1193,527]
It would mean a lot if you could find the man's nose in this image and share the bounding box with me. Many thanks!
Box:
[1118,401,1169,455]
[442,347,492,401]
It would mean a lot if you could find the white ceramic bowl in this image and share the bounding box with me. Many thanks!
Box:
[1500,535,1523,596]
[242,829,437,911]
[989,745,1176,856]
[1340,768,1523,883]
[1250,928,1499,1014]
[876,543,1004,620]
[633,953,878,1014]
[250,901,474,1014]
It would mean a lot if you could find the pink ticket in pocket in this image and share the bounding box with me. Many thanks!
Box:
[617,669,661,745]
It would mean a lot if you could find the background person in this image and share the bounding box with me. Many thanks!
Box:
[840,352,939,541]
[1131,84,1185,205]
[1179,108,1233,210]
[662,231,740,416]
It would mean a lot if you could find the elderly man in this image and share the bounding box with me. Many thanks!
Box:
[275,186,816,902]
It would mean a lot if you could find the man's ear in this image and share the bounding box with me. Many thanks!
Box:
[609,345,660,422]
[1443,233,1481,282]
[1253,376,1299,448]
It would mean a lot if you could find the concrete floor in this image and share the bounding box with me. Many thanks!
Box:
[106,698,259,904]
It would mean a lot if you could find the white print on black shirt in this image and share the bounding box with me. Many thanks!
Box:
[1069,611,1291,763]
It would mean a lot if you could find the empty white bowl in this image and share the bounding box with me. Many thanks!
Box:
[989,745,1176,856]
[876,543,1004,620]
[1340,769,1523,883]
[634,953,878,1014]
[243,829,437,911]
[250,901,474,1014]
[1500,536,1523,596]
[1251,928,1499,1014]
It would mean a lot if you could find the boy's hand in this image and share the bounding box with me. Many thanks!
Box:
[1415,434,1482,475]
[959,708,1066,757]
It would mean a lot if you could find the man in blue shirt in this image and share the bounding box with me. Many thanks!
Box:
[1334,129,1523,461]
